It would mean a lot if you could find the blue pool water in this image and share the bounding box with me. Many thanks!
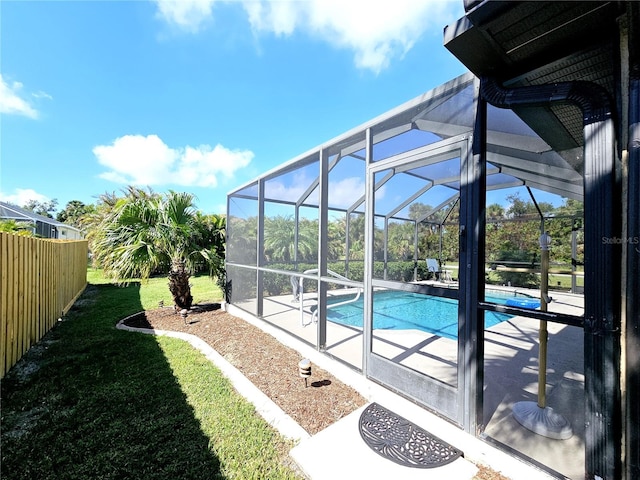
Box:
[326,290,522,340]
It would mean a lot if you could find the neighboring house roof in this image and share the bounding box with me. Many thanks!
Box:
[0,201,82,233]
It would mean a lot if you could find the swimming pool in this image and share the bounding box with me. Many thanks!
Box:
[325,290,525,340]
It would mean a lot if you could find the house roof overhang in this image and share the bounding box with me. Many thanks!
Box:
[442,1,629,204]
[444,1,627,146]
[443,1,625,85]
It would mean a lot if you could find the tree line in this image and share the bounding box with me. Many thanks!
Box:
[229,193,582,270]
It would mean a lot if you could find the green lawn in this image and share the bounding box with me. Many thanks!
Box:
[1,269,302,480]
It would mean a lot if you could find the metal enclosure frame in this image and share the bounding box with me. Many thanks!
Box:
[225,65,604,477]
[364,133,472,425]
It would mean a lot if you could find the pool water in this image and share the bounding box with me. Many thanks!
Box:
[325,290,519,340]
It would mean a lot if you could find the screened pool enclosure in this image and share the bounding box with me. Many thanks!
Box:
[227,73,588,478]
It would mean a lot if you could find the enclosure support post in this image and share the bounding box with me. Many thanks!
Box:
[362,128,375,375]
[317,148,329,351]
[256,179,265,318]
[625,3,640,478]
[571,221,578,294]
[460,78,486,434]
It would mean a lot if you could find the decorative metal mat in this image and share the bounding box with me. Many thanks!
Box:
[358,403,463,469]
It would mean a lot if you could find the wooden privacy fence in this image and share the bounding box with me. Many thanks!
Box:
[1,232,88,378]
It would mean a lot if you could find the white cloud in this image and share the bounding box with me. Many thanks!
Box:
[245,0,459,73]
[328,176,364,208]
[243,0,302,37]
[264,170,314,203]
[0,74,40,119]
[154,0,217,33]
[93,134,254,188]
[32,91,53,100]
[264,173,382,208]
[0,188,51,206]
[153,0,463,73]
[328,176,386,208]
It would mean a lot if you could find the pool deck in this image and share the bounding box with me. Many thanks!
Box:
[230,284,585,479]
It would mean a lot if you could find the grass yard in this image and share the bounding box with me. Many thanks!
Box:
[485,270,583,291]
[1,269,302,480]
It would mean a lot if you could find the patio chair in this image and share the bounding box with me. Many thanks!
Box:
[426,258,454,283]
[426,258,440,279]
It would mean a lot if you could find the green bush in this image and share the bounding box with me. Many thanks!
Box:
[262,263,316,296]
[384,261,422,281]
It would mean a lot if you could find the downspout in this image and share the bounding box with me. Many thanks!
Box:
[481,77,621,480]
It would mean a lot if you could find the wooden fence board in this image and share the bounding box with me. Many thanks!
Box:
[18,236,26,359]
[0,233,87,378]
[9,235,17,369]
[1,232,8,376]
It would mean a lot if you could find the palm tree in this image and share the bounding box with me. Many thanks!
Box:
[486,203,505,221]
[227,215,257,263]
[263,215,317,263]
[263,215,296,262]
[0,219,35,236]
[327,217,346,261]
[88,188,224,310]
[387,221,414,260]
[297,218,318,262]
[346,213,365,260]
[56,200,95,228]
[192,211,226,290]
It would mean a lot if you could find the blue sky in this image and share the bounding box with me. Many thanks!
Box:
[1,0,468,216]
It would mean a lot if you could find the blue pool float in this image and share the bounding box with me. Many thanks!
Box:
[505,297,541,309]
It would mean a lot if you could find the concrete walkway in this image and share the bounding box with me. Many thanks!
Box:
[290,404,478,480]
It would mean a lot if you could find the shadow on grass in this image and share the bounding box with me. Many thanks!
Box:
[1,282,226,480]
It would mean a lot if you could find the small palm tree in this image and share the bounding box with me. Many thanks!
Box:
[88,187,224,310]
[192,211,226,291]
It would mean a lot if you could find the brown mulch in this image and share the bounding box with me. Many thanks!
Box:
[123,304,366,436]
[122,304,509,480]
